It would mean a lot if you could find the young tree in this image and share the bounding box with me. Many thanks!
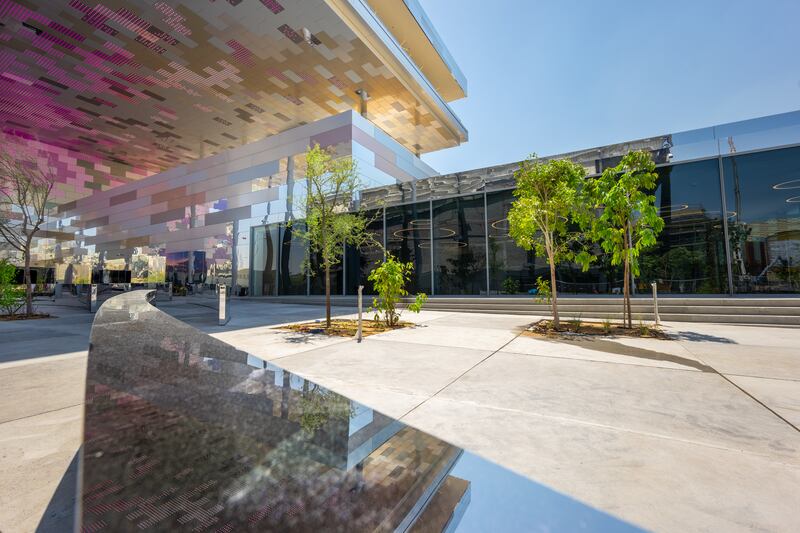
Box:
[584,150,664,328]
[368,253,427,327]
[299,144,371,328]
[0,151,56,316]
[508,155,588,327]
[0,258,25,316]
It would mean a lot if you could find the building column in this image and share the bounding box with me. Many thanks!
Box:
[231,219,239,293]
[717,140,735,296]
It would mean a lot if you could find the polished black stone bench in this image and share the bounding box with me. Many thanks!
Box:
[77,290,641,532]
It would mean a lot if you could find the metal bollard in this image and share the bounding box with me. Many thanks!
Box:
[218,284,229,326]
[54,282,62,299]
[89,284,98,313]
[167,282,173,301]
[356,285,364,343]
[651,282,660,326]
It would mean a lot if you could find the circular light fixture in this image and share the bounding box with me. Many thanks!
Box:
[772,179,800,190]
[702,210,738,219]
[393,227,456,238]
[417,241,468,249]
[657,204,690,213]
[409,219,430,226]
[787,195,800,203]
[490,218,509,231]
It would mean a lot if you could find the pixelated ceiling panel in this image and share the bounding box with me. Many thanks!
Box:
[0,0,458,175]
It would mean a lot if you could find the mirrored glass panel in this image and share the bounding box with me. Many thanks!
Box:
[723,146,800,293]
[346,209,384,295]
[250,225,280,296]
[486,189,546,294]
[385,202,432,294]
[279,222,308,295]
[638,159,729,294]
[433,194,487,294]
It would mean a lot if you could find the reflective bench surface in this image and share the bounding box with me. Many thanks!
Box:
[79,291,641,532]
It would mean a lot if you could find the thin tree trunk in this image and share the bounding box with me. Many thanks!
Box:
[623,255,630,328]
[625,223,634,328]
[325,264,331,328]
[23,241,33,316]
[549,253,559,328]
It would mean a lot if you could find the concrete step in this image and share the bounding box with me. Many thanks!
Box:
[419,302,800,316]
[253,295,800,325]
[420,297,800,307]
[416,306,800,325]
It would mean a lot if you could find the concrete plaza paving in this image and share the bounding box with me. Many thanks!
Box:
[1,295,799,532]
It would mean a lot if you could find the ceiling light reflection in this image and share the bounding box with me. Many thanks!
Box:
[772,179,800,190]
[393,227,455,238]
[417,241,467,249]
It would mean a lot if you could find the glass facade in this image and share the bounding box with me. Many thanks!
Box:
[638,159,729,294]
[248,145,800,296]
[433,194,487,294]
[385,202,432,294]
[723,147,800,293]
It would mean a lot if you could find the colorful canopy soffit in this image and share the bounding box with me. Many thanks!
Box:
[0,0,467,176]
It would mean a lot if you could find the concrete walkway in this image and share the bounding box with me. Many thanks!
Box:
[0,301,90,533]
[1,296,799,532]
[181,299,800,532]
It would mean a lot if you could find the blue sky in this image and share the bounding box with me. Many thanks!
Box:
[418,0,800,174]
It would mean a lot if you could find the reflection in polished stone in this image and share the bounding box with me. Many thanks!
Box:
[79,291,642,532]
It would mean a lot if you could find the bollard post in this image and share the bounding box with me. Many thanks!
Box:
[357,285,364,343]
[167,282,173,301]
[651,282,660,326]
[54,282,62,300]
[218,284,229,326]
[89,283,98,313]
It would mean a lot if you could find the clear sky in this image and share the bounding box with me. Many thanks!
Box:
[417,0,800,174]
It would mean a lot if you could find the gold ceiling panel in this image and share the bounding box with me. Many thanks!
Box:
[0,0,462,174]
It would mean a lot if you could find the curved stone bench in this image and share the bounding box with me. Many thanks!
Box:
[77,290,640,532]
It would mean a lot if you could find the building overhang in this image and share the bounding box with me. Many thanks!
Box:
[0,0,467,191]
[360,0,467,101]
[325,0,468,148]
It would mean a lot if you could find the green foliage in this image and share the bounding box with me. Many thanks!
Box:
[508,156,589,264]
[508,155,591,325]
[568,314,583,332]
[298,144,371,273]
[581,150,665,326]
[295,144,375,326]
[407,292,428,313]
[581,150,664,275]
[368,254,426,326]
[0,259,24,316]
[501,277,520,294]
[534,276,551,304]
[298,384,353,434]
[601,318,613,334]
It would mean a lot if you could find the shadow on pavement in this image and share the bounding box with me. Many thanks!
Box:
[669,331,737,344]
[553,337,716,372]
[35,448,78,533]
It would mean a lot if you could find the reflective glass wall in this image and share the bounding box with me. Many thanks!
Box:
[638,159,729,294]
[385,203,432,294]
[723,146,800,293]
[248,144,800,297]
[433,194,487,294]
